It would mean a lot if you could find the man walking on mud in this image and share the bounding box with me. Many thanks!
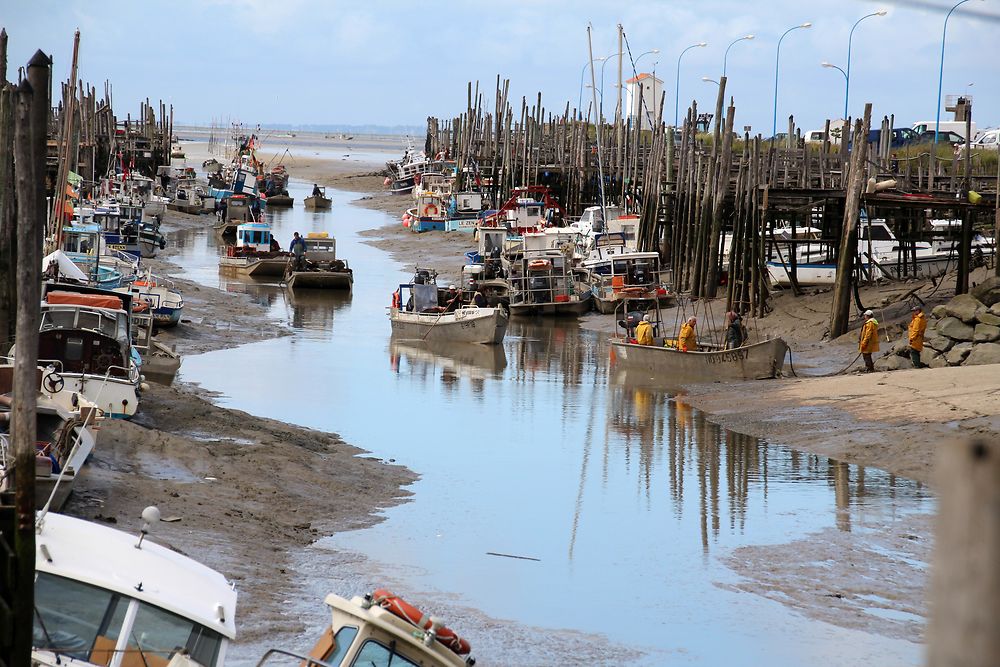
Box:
[908,305,927,368]
[859,310,879,372]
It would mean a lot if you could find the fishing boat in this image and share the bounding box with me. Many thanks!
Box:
[581,232,675,314]
[262,164,293,207]
[59,224,136,289]
[32,508,237,667]
[262,589,473,667]
[219,221,290,278]
[214,194,261,237]
[384,143,441,195]
[409,192,448,232]
[304,186,333,210]
[114,271,185,327]
[481,185,563,234]
[0,362,103,510]
[30,284,142,419]
[389,269,508,344]
[507,248,592,316]
[610,303,788,382]
[284,232,353,290]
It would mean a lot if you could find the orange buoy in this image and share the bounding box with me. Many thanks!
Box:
[371,589,471,656]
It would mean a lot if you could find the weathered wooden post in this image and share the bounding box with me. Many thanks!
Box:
[956,105,973,295]
[829,103,872,338]
[927,438,1000,667]
[0,29,14,344]
[10,49,50,666]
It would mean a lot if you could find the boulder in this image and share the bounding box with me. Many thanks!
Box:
[928,352,950,369]
[920,348,940,366]
[977,311,1000,327]
[931,304,948,319]
[888,339,911,357]
[942,294,986,323]
[937,316,975,341]
[970,276,1000,307]
[925,335,955,353]
[875,354,908,371]
[945,343,973,366]
[990,303,1000,317]
[962,342,1000,366]
[974,323,1000,343]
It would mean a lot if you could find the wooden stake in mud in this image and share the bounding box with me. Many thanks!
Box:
[927,438,1000,667]
[10,50,50,666]
[829,103,871,339]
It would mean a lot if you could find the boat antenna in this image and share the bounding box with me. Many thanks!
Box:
[586,24,608,222]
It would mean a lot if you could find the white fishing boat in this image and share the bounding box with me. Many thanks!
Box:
[115,271,185,328]
[261,589,472,667]
[581,232,675,314]
[219,221,289,278]
[389,269,507,344]
[0,362,103,510]
[506,248,592,316]
[29,284,142,419]
[32,508,237,667]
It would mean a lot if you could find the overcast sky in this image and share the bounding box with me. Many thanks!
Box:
[4,0,997,134]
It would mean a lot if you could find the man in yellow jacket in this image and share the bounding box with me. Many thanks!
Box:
[678,317,698,352]
[859,309,880,372]
[635,314,654,345]
[908,305,927,368]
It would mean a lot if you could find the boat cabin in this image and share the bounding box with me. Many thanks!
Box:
[39,289,132,380]
[508,249,581,306]
[33,511,236,667]
[573,205,624,234]
[235,222,273,252]
[453,192,484,216]
[303,232,337,261]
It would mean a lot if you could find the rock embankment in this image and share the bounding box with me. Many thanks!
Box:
[878,276,1000,369]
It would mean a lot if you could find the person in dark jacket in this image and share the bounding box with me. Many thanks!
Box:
[724,311,745,349]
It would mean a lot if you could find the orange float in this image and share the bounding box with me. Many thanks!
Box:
[371,589,471,656]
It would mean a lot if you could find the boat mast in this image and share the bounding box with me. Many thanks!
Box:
[586,25,607,221]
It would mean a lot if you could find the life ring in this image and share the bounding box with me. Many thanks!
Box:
[371,589,471,656]
[422,203,439,217]
[391,291,401,309]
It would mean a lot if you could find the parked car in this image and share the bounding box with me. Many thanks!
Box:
[867,127,918,148]
[914,130,967,145]
[912,120,976,141]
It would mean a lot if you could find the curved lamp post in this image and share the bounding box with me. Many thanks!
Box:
[844,9,887,120]
[723,34,754,77]
[579,56,607,120]
[772,22,812,138]
[701,76,720,86]
[674,41,707,127]
[821,61,848,82]
[934,0,979,144]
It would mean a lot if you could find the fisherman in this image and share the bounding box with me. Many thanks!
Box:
[312,183,322,197]
[907,305,928,368]
[678,316,698,352]
[635,314,654,346]
[724,311,745,349]
[289,232,307,271]
[444,285,462,313]
[859,309,880,372]
[472,291,488,308]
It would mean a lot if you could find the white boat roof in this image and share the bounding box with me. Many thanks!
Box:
[36,512,236,638]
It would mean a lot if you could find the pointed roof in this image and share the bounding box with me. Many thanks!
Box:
[625,72,662,84]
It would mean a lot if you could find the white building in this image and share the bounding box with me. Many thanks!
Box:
[625,73,664,131]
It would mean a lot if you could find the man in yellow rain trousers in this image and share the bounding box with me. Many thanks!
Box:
[678,317,698,352]
[859,309,880,372]
[635,314,654,345]
[908,305,927,368]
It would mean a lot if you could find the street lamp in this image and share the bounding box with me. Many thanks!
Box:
[701,76,720,86]
[772,22,812,138]
[723,34,754,77]
[675,41,707,127]
[821,61,847,81]
[579,56,607,120]
[635,48,661,68]
[934,0,981,145]
[844,9,887,120]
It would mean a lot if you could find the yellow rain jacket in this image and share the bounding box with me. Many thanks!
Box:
[635,320,654,346]
[859,318,880,353]
[908,312,927,351]
[678,323,697,352]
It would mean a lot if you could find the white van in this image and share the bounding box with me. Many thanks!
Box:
[912,120,977,140]
[972,128,999,150]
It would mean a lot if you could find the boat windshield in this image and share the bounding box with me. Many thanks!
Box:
[34,572,225,666]
[41,307,126,341]
[353,639,420,666]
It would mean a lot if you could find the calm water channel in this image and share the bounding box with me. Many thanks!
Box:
[171,178,932,665]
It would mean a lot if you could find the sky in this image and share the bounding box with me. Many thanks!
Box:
[3,0,998,135]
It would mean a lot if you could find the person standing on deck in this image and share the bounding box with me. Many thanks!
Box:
[724,311,745,349]
[859,310,880,372]
[678,317,698,352]
[635,314,654,345]
[312,183,321,197]
[908,305,928,368]
[289,232,307,270]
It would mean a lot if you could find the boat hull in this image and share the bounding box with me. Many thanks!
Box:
[141,341,182,385]
[389,307,508,345]
[510,294,592,317]
[219,256,289,277]
[266,195,294,208]
[286,271,353,290]
[304,195,332,209]
[61,373,140,419]
[35,422,96,511]
[611,337,788,382]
